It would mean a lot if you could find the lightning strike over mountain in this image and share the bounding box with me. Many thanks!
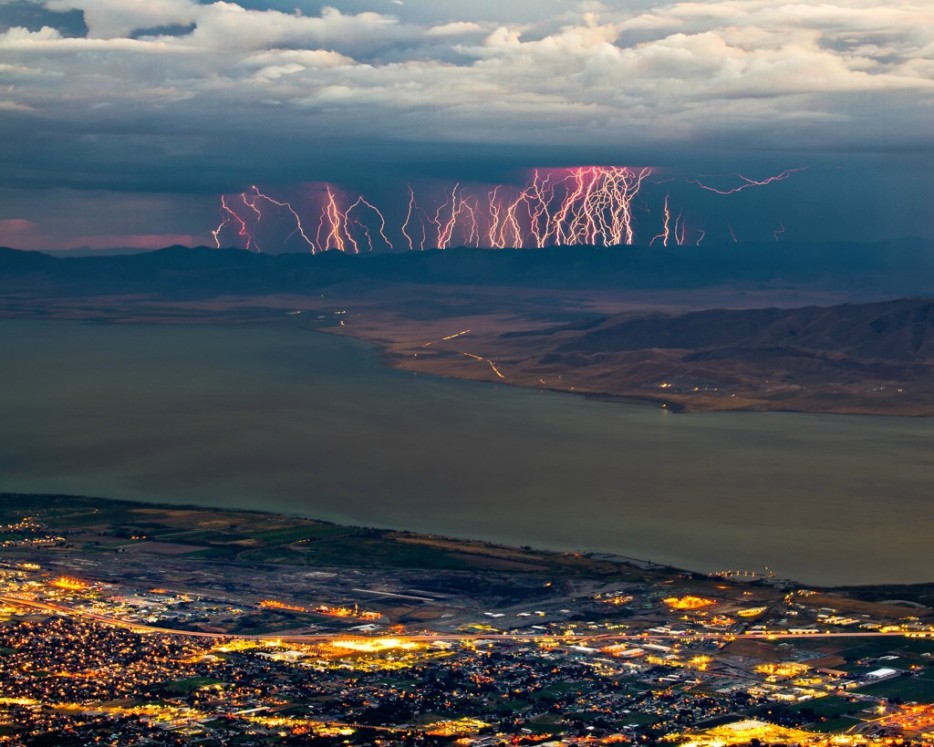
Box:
[248,187,316,252]
[650,195,672,248]
[213,195,258,251]
[211,165,805,251]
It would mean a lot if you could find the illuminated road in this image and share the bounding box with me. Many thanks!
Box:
[422,329,471,348]
[2,595,924,646]
[457,350,506,379]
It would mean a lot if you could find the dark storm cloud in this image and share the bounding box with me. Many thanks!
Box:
[0,0,931,247]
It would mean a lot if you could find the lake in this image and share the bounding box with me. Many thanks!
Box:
[1,318,931,586]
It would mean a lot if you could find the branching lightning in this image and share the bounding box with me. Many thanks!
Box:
[213,195,255,251]
[248,186,315,252]
[484,166,650,249]
[687,168,805,195]
[650,195,671,248]
[211,165,804,251]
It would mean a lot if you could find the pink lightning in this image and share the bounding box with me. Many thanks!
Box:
[213,195,255,251]
[213,185,396,255]
[248,186,316,252]
[344,196,395,252]
[673,209,686,246]
[211,164,799,252]
[650,195,671,248]
[687,168,805,196]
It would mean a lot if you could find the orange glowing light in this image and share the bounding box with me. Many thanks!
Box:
[329,637,420,654]
[314,605,353,617]
[260,600,306,613]
[663,595,716,610]
[755,662,810,678]
[49,576,88,591]
[675,719,832,747]
[602,595,634,606]
[424,718,491,737]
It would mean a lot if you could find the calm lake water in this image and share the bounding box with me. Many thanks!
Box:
[1,318,931,586]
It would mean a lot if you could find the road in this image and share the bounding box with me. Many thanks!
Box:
[2,594,925,645]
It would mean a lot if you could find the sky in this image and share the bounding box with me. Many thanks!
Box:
[0,0,932,251]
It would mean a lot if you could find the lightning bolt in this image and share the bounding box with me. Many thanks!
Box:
[345,196,394,251]
[212,197,233,249]
[650,195,671,248]
[401,187,417,251]
[319,186,349,253]
[687,168,805,195]
[248,186,315,252]
[673,209,686,246]
[213,195,255,251]
[212,164,797,252]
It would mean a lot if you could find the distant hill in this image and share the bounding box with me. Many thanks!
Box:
[1,239,933,297]
[482,296,934,414]
[2,243,933,414]
[551,298,934,362]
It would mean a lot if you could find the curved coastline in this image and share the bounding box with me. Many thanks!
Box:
[1,318,932,587]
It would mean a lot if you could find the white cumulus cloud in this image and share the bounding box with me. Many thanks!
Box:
[0,0,930,192]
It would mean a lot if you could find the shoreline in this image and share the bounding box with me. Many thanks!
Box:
[0,287,932,417]
[362,339,934,419]
[3,491,931,593]
[2,316,931,588]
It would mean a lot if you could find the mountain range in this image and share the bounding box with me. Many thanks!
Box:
[2,242,933,414]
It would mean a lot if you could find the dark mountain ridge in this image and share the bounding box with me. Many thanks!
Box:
[2,243,933,414]
[471,296,934,414]
[1,238,932,297]
[553,297,934,362]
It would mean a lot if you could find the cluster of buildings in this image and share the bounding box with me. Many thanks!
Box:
[0,503,932,746]
[0,556,932,746]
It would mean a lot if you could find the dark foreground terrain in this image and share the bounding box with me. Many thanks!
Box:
[0,493,932,745]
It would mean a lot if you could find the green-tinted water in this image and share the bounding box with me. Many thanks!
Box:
[1,319,931,585]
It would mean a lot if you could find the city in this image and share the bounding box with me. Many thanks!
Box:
[1,0,932,744]
[0,494,931,746]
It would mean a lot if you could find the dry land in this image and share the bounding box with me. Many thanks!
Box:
[2,283,932,415]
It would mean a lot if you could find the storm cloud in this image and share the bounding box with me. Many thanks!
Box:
[0,0,931,248]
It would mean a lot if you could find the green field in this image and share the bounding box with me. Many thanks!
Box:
[0,492,647,577]
[858,674,934,703]
[788,695,865,719]
[159,676,226,695]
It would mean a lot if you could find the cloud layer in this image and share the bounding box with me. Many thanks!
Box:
[0,0,931,246]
